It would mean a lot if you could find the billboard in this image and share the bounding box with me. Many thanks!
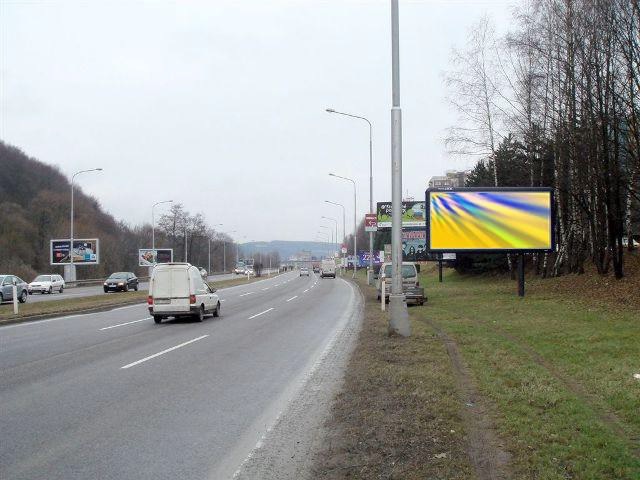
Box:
[50,239,100,265]
[426,188,554,252]
[357,250,384,267]
[402,230,428,261]
[138,249,173,266]
[377,201,426,229]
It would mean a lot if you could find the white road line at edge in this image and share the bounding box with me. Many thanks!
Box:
[248,308,274,320]
[262,288,269,291]
[121,335,209,369]
[303,289,309,293]
[100,317,151,330]
[286,296,298,302]
[239,292,254,297]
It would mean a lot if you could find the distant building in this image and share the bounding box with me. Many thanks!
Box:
[428,170,470,189]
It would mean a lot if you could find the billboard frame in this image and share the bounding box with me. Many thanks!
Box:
[425,187,556,254]
[50,238,100,265]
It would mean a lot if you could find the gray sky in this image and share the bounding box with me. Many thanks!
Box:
[1,0,513,242]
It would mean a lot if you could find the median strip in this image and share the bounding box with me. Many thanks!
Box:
[248,308,274,319]
[121,335,209,369]
[100,317,151,330]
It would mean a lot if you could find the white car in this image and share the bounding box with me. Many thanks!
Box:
[148,263,220,324]
[244,267,255,276]
[300,266,310,276]
[28,274,65,294]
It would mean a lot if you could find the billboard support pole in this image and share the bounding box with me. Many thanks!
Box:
[438,255,443,283]
[388,0,410,337]
[518,254,525,297]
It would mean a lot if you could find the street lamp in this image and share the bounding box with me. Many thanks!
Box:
[317,231,330,257]
[152,200,173,255]
[325,200,345,271]
[220,230,236,273]
[68,168,103,282]
[326,108,374,284]
[329,173,357,278]
[321,215,338,258]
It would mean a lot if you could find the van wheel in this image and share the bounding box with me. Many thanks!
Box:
[153,315,162,324]
[213,302,221,317]
[195,305,205,322]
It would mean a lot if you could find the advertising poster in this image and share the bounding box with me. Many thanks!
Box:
[376,201,426,229]
[402,230,428,261]
[50,239,99,265]
[357,250,384,267]
[426,188,554,252]
[364,213,378,232]
[138,249,173,266]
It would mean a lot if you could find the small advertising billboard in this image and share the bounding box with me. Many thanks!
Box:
[402,230,428,261]
[50,239,99,265]
[426,188,555,252]
[138,249,173,267]
[364,213,378,232]
[376,201,426,229]
[357,250,384,267]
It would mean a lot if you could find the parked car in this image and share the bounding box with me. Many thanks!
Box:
[376,262,425,306]
[28,274,65,294]
[320,259,336,278]
[300,266,310,276]
[0,275,29,303]
[234,264,246,275]
[148,263,220,323]
[104,272,139,292]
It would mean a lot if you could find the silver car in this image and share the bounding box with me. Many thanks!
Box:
[0,275,29,303]
[28,274,65,294]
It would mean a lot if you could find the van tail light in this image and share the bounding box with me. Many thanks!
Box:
[189,294,196,304]
[147,296,153,305]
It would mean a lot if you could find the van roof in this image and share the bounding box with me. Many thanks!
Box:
[154,262,192,268]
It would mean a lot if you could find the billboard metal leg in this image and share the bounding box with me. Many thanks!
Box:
[518,254,525,297]
[438,260,443,283]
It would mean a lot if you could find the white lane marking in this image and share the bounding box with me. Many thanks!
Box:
[286,296,298,302]
[262,288,269,291]
[239,292,254,297]
[303,289,309,293]
[274,284,280,287]
[100,317,152,330]
[248,308,274,319]
[121,335,209,369]
[110,303,147,311]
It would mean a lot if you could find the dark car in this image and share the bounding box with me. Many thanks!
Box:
[0,275,29,303]
[104,272,139,292]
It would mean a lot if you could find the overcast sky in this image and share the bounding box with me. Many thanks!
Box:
[1,0,514,242]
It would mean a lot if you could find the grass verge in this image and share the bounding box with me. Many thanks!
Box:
[314,258,640,479]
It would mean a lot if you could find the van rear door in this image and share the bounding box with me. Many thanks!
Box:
[153,268,190,312]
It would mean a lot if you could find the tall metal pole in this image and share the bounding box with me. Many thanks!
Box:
[389,0,410,336]
[325,200,346,273]
[68,168,102,282]
[329,173,357,278]
[152,200,173,258]
[325,109,374,284]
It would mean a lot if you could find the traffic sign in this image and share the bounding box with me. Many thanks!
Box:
[365,213,377,232]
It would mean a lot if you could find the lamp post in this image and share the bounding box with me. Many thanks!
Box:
[329,173,357,278]
[152,200,173,254]
[389,0,410,336]
[221,230,236,273]
[325,200,345,272]
[321,215,338,258]
[319,225,333,252]
[326,108,374,284]
[317,231,330,257]
[68,168,103,282]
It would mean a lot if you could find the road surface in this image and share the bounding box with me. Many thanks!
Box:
[22,272,252,304]
[0,270,359,480]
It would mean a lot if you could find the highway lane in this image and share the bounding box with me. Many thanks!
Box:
[0,270,357,480]
[21,272,257,304]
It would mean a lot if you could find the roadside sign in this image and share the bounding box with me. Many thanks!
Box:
[50,239,100,265]
[341,244,347,254]
[365,213,378,232]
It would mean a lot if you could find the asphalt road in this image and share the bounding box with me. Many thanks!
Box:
[23,272,252,304]
[0,270,357,480]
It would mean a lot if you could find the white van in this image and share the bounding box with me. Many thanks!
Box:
[148,263,220,324]
[320,259,336,278]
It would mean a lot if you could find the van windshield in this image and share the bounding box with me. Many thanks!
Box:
[383,265,416,278]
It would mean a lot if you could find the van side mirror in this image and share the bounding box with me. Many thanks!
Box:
[211,287,217,293]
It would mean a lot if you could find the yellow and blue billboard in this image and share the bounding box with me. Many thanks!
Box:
[426,188,555,252]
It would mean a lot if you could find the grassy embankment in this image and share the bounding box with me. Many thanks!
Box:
[314,254,640,479]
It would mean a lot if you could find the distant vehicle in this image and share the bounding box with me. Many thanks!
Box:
[320,259,336,279]
[148,263,220,323]
[0,275,29,303]
[312,263,320,273]
[104,272,139,292]
[28,274,65,294]
[622,237,639,247]
[234,264,245,275]
[300,266,310,276]
[376,262,425,306]
[244,266,255,276]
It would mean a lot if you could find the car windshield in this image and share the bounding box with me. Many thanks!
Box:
[108,273,128,279]
[34,275,51,282]
[0,276,5,284]
[383,265,416,278]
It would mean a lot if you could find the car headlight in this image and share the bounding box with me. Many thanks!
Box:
[104,282,108,286]
[118,282,124,286]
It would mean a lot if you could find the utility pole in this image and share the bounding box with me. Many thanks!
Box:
[389,0,410,336]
